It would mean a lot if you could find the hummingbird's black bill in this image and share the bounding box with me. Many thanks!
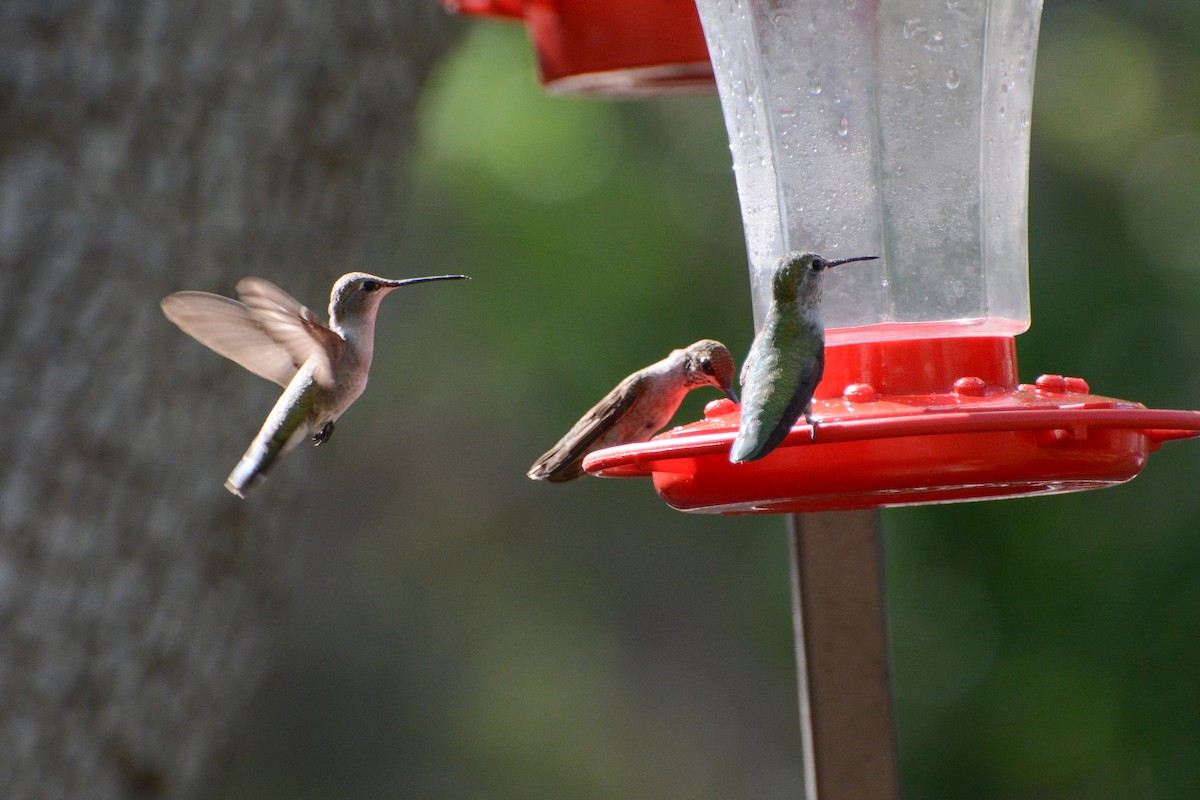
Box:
[381,274,471,288]
[723,387,740,404]
[824,255,880,268]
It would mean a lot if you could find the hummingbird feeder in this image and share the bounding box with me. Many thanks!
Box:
[445,0,1200,513]
[440,0,713,94]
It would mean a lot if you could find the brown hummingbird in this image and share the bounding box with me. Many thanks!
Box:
[528,339,738,482]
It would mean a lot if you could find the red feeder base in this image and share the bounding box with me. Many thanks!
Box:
[583,337,1200,514]
[441,0,713,95]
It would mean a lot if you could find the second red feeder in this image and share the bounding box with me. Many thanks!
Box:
[442,0,712,94]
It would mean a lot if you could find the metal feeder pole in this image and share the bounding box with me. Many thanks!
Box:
[787,510,900,800]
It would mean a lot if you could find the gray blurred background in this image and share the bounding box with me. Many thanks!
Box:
[218,2,1200,797]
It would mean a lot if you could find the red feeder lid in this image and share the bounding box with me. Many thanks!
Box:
[583,337,1200,514]
[441,0,714,95]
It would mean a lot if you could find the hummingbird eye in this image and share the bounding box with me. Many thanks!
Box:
[699,357,715,375]
[362,280,380,292]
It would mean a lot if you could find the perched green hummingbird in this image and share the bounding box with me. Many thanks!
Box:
[528,340,738,482]
[729,251,878,463]
[162,272,468,497]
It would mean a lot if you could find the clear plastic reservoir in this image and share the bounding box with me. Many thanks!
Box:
[695,0,1043,343]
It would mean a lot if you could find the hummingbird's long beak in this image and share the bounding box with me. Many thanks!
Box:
[825,255,880,268]
[723,386,740,404]
[378,274,471,288]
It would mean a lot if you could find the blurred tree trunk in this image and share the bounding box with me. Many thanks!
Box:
[0,2,457,797]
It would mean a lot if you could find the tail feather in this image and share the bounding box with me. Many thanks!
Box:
[225,383,315,498]
[225,418,311,497]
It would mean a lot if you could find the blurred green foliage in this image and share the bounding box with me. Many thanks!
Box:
[221,2,1200,798]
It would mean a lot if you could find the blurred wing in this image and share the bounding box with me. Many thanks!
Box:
[528,376,644,482]
[236,278,344,388]
[161,291,301,387]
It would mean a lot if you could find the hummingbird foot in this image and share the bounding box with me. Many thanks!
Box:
[313,421,335,446]
[805,410,819,443]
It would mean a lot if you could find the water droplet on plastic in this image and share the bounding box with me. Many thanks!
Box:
[1020,109,1028,128]
[903,19,925,39]
[1001,81,1011,93]
[926,31,945,52]
[946,68,960,90]
[779,106,797,118]
[808,77,822,95]
[902,65,919,89]
[837,116,849,137]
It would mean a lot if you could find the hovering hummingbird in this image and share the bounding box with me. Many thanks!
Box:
[729,251,878,463]
[162,271,469,497]
[528,339,738,482]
